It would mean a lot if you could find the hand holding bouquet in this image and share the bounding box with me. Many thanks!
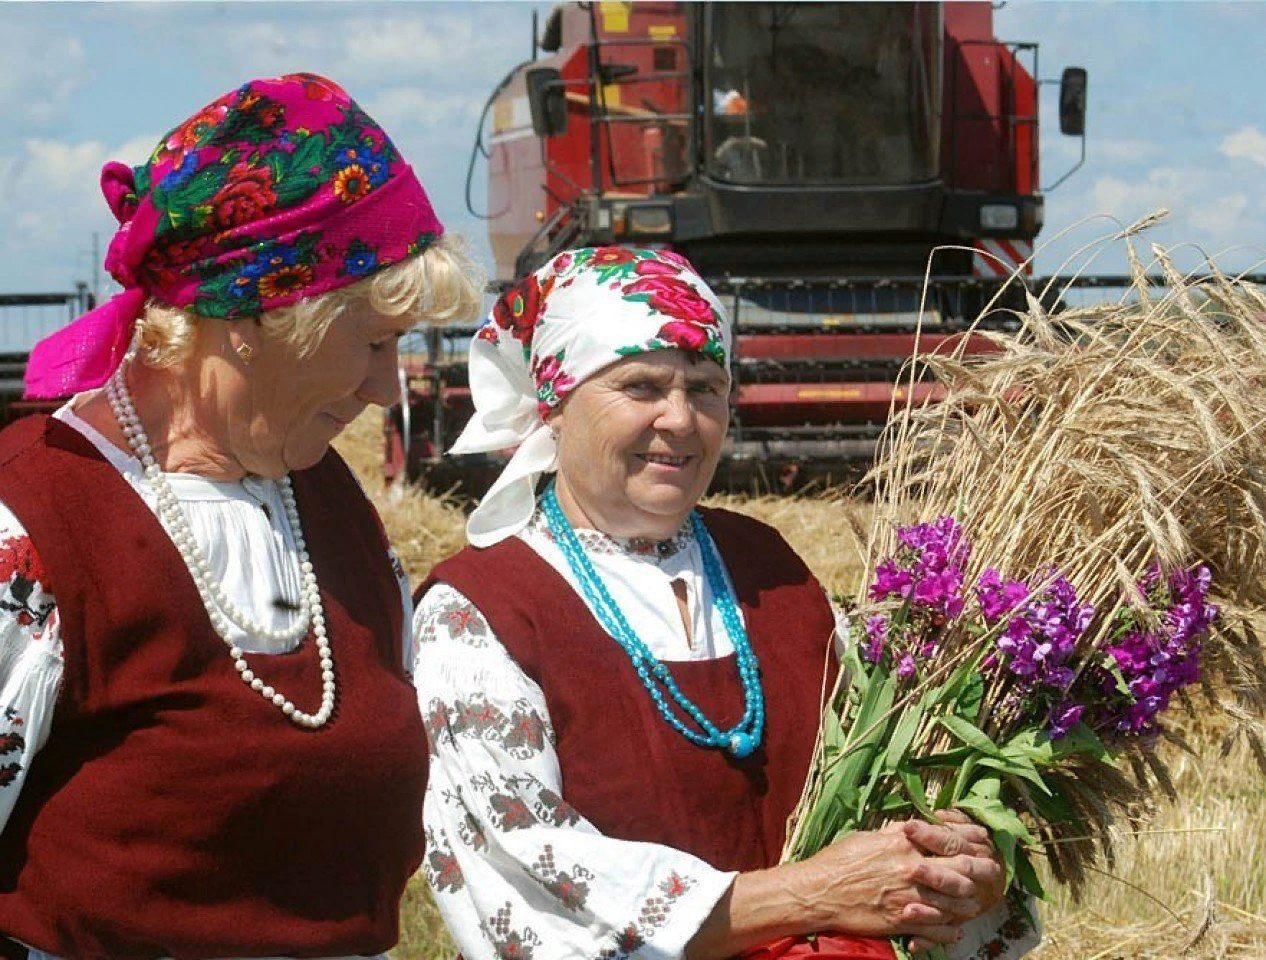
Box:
[776,239,1266,959]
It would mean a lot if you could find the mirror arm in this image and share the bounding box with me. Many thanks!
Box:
[1042,133,1085,192]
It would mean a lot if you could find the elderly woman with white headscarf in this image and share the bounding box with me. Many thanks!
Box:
[413,247,1039,960]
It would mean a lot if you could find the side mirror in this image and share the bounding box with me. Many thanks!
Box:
[1059,67,1087,137]
[526,67,568,138]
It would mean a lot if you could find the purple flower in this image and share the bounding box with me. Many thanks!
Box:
[1047,700,1085,739]
[1094,564,1217,737]
[897,654,917,680]
[987,572,1093,697]
[977,568,1030,622]
[863,615,888,664]
[870,560,913,602]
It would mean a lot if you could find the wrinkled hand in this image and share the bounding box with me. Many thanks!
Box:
[793,817,1003,948]
[904,810,1007,954]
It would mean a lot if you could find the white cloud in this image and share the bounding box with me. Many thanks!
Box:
[1090,168,1191,225]
[0,28,86,127]
[195,10,524,85]
[0,132,159,292]
[1189,192,1249,236]
[365,88,483,132]
[1095,138,1160,165]
[1220,126,1266,169]
[339,17,478,78]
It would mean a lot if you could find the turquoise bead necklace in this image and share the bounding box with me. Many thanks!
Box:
[541,483,765,758]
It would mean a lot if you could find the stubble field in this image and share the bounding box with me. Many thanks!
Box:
[334,410,1266,960]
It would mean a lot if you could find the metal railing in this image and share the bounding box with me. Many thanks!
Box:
[0,285,94,354]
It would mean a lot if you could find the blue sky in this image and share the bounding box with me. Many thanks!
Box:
[2,1,1263,311]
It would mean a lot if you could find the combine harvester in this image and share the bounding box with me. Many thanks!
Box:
[388,0,1094,492]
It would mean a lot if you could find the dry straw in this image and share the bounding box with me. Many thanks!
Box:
[786,216,1266,893]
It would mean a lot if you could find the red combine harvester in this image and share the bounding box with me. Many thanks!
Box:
[387,1,1091,492]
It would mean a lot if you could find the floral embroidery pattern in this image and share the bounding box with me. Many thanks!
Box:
[0,707,24,789]
[532,348,576,415]
[434,693,554,759]
[0,536,54,631]
[425,842,466,894]
[489,792,537,831]
[424,595,492,647]
[485,271,557,354]
[967,890,1037,959]
[487,903,541,960]
[597,871,698,960]
[531,845,594,911]
[533,787,582,827]
[341,238,380,277]
[615,258,726,366]
[529,511,694,560]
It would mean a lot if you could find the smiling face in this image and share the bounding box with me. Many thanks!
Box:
[549,349,730,540]
[223,300,407,476]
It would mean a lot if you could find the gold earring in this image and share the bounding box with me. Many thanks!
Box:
[235,342,255,365]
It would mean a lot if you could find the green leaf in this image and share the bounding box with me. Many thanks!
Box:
[939,714,1005,759]
[991,823,1018,887]
[957,794,1035,846]
[290,131,328,176]
[881,703,923,774]
[955,669,985,722]
[950,753,980,805]
[172,165,227,207]
[900,768,935,819]
[266,150,285,185]
[977,756,1052,796]
[907,746,973,768]
[274,174,320,207]
[1013,848,1047,900]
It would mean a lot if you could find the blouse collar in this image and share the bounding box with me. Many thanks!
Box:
[525,510,694,561]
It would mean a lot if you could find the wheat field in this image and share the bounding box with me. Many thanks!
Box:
[333,410,1266,960]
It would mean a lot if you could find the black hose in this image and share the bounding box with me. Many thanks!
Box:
[465,60,533,220]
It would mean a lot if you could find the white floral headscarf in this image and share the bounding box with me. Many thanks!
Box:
[451,246,732,547]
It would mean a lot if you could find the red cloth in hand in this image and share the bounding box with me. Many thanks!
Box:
[738,933,898,959]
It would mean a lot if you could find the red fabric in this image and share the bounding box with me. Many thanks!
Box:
[0,415,427,960]
[425,507,838,873]
[739,934,897,960]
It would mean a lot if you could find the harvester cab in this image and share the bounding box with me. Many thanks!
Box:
[388,1,1090,492]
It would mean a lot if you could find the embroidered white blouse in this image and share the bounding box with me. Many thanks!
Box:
[0,402,412,960]
[414,512,1041,960]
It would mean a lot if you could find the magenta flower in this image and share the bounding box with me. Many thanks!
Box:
[863,615,888,664]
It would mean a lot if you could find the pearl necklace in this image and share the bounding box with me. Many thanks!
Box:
[105,367,336,729]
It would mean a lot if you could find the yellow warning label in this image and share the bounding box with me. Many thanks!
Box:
[602,84,622,108]
[797,387,863,401]
[492,100,512,134]
[600,1,630,33]
[648,23,677,40]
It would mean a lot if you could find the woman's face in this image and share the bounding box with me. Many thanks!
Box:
[550,350,730,540]
[224,301,407,476]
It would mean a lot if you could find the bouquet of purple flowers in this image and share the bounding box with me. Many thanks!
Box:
[782,250,1266,958]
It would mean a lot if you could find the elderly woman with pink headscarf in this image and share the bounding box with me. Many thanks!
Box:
[0,74,479,960]
[414,248,1039,960]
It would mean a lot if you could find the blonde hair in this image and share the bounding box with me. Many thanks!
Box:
[135,232,483,367]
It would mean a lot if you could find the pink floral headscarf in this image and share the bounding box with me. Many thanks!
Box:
[25,72,444,399]
[453,246,732,547]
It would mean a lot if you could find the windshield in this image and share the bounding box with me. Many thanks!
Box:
[704,2,941,186]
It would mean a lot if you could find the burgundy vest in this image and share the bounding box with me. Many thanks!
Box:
[0,415,427,960]
[425,508,836,872]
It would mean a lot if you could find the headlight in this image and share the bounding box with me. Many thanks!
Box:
[980,203,1019,231]
[626,204,673,236]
